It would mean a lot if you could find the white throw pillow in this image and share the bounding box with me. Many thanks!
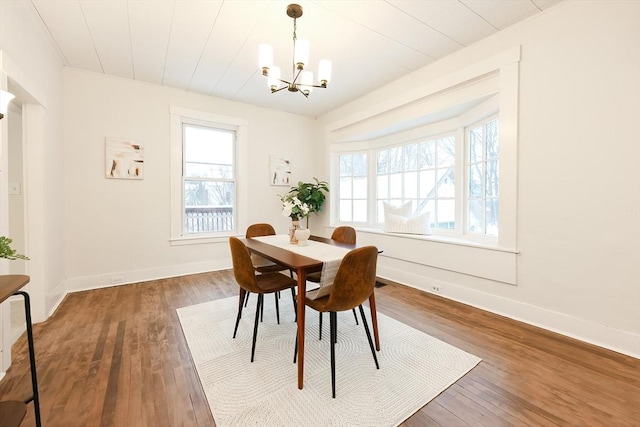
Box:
[382,201,413,218]
[384,212,431,235]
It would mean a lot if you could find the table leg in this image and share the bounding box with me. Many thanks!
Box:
[15,291,41,427]
[369,292,380,351]
[296,268,307,389]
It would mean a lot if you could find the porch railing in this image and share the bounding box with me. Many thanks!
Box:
[185,206,233,233]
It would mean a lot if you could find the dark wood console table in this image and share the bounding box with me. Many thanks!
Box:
[0,275,41,427]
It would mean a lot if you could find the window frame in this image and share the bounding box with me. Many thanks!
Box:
[170,107,248,245]
[333,97,501,241]
[327,47,520,284]
[182,121,237,236]
[337,151,369,224]
[464,114,500,242]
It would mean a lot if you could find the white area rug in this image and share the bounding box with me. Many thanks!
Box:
[177,296,481,426]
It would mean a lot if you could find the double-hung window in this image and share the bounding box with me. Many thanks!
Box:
[182,123,235,234]
[170,107,248,243]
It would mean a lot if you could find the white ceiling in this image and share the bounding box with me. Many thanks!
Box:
[30,0,563,117]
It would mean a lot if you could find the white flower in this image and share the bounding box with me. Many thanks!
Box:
[280,195,310,219]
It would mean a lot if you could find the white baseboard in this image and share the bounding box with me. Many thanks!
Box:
[48,259,231,317]
[377,265,640,359]
[42,259,639,359]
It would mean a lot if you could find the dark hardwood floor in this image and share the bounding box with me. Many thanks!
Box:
[0,271,638,426]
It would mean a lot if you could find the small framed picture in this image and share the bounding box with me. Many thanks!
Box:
[106,138,144,179]
[270,156,291,186]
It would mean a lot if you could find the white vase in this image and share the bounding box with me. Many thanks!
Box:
[294,228,311,246]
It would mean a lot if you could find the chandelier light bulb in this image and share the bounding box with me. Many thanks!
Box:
[268,66,281,92]
[301,71,314,95]
[294,39,309,70]
[318,59,332,86]
[259,44,274,73]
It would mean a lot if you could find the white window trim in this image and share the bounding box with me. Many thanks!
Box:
[328,47,520,259]
[169,106,248,245]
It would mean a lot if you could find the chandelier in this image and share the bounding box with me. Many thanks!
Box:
[258,4,331,98]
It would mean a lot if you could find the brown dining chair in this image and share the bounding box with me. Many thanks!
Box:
[229,236,298,362]
[245,223,296,323]
[294,245,380,398]
[307,226,359,337]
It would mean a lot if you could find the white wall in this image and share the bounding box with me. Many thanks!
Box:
[7,103,25,275]
[60,69,322,292]
[0,0,65,373]
[319,0,640,357]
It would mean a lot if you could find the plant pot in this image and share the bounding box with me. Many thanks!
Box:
[294,228,311,246]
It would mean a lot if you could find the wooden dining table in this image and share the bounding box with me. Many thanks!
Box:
[240,235,380,390]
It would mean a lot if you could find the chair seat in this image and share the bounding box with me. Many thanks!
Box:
[305,294,330,312]
[306,271,321,282]
[256,273,297,294]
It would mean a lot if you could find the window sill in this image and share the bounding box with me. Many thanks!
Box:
[353,227,518,254]
[332,226,518,284]
[170,234,234,246]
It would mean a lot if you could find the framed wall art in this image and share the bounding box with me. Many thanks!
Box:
[270,156,291,186]
[106,138,144,180]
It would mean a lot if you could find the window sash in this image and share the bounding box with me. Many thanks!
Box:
[375,134,457,231]
[465,116,499,237]
[170,107,248,244]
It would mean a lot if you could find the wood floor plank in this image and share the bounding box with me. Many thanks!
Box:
[0,271,637,426]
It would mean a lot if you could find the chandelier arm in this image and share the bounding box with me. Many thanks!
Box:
[300,83,328,89]
[291,67,303,85]
[262,70,293,86]
[271,86,289,94]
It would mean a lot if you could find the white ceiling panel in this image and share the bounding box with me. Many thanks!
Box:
[389,0,496,47]
[162,1,224,90]
[32,0,102,72]
[80,1,133,79]
[29,0,566,117]
[128,1,173,85]
[462,0,540,30]
[189,1,270,95]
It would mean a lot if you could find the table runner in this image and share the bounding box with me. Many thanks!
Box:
[252,234,350,299]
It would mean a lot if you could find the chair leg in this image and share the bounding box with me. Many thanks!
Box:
[293,329,298,363]
[330,311,337,398]
[233,289,245,338]
[275,293,280,324]
[352,308,359,325]
[244,292,250,307]
[358,305,379,369]
[290,287,298,322]
[318,312,337,342]
[251,294,263,362]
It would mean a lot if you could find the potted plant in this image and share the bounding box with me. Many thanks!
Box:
[280,178,328,221]
[280,178,329,242]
